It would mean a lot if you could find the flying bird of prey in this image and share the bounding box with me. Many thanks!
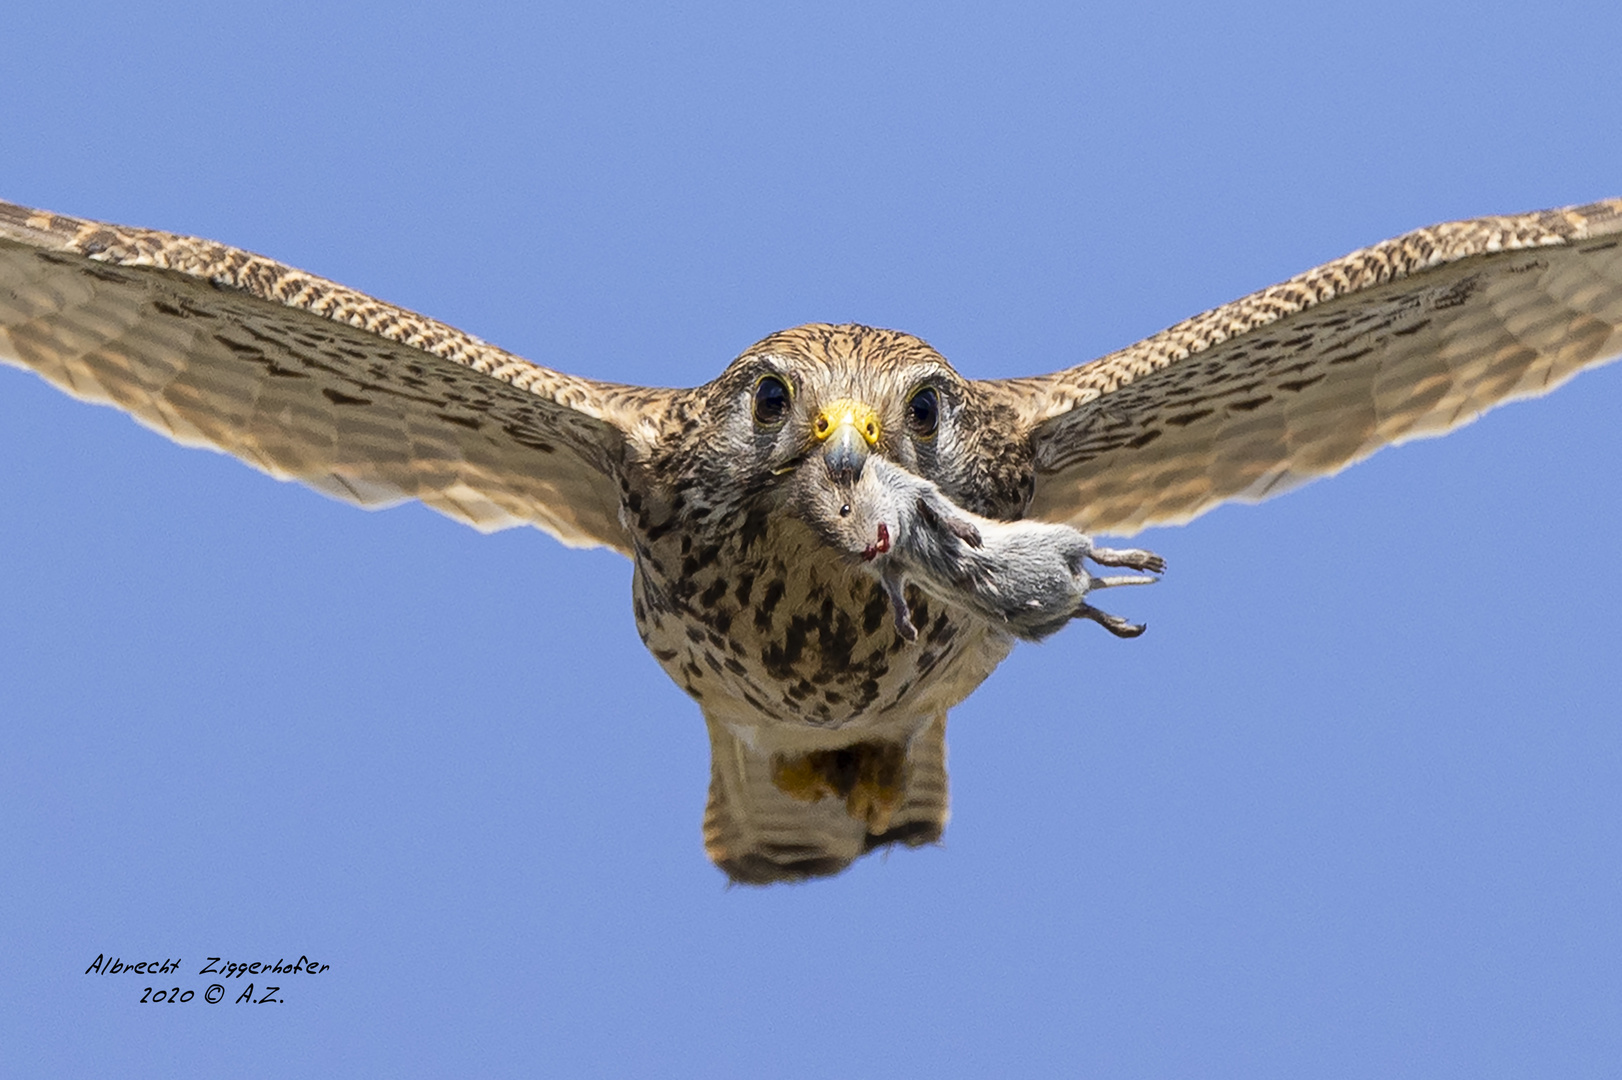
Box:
[3,196,1620,883]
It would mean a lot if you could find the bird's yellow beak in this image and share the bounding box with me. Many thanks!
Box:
[815,399,880,483]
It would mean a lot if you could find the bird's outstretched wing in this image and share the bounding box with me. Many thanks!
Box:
[0,199,672,552]
[979,199,1622,536]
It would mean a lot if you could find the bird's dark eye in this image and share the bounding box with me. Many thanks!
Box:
[753,375,791,426]
[906,386,939,438]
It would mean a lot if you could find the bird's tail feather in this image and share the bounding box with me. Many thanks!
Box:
[701,712,948,884]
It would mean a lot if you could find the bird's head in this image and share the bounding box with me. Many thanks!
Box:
[675,324,1034,526]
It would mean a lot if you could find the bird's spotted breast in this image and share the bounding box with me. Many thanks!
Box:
[632,510,1009,729]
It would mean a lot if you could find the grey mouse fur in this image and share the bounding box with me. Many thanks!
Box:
[791,456,1164,643]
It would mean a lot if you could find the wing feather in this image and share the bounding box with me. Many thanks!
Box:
[0,199,671,552]
[980,200,1622,535]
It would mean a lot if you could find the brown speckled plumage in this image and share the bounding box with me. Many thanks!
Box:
[981,200,1622,533]
[4,196,1621,883]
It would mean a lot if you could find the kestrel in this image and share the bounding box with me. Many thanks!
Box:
[4,196,1620,883]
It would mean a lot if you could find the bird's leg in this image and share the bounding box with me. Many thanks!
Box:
[1075,602,1147,639]
[1086,543,1166,574]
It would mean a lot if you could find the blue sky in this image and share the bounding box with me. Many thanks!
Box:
[3,1,1620,1075]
